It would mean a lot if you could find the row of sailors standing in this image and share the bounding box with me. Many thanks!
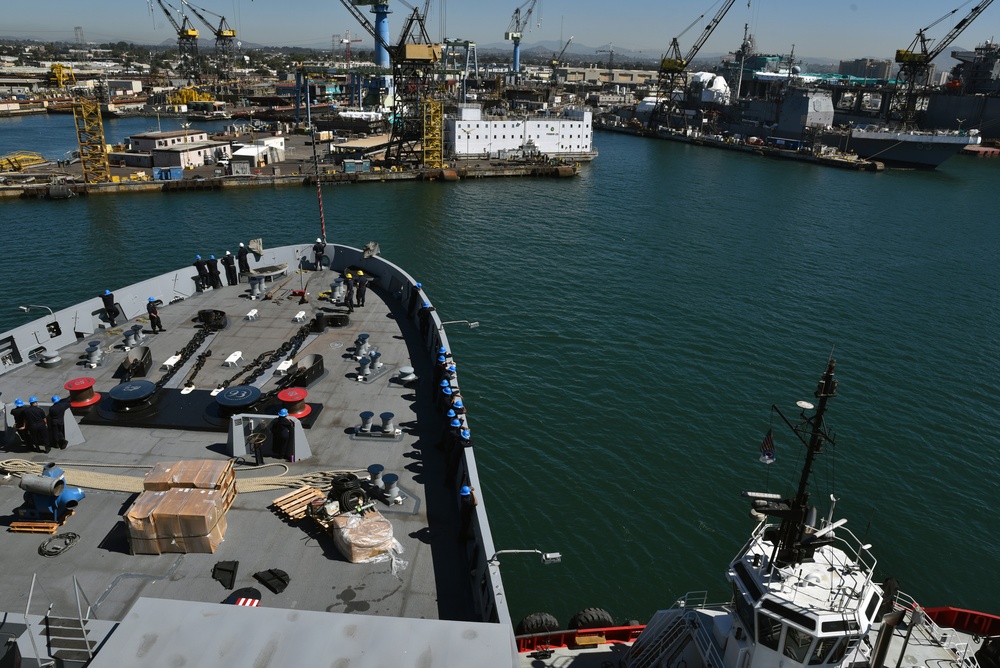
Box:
[410,287,478,535]
[7,396,71,452]
[192,242,253,291]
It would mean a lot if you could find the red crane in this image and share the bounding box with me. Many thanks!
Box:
[341,30,363,68]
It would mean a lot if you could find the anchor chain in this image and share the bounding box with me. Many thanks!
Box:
[152,325,218,393]
[217,349,277,390]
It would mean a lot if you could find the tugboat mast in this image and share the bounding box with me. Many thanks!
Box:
[773,358,838,566]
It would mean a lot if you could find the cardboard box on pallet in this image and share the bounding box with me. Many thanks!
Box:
[152,487,224,537]
[125,490,167,541]
[143,460,235,492]
[125,487,228,555]
[129,516,228,555]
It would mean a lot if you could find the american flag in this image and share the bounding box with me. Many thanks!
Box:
[759,429,776,464]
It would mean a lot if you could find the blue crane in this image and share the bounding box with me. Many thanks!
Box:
[505,0,540,76]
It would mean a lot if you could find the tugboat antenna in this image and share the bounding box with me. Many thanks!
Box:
[773,358,838,566]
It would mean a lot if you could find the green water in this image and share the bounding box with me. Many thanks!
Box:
[2,125,999,626]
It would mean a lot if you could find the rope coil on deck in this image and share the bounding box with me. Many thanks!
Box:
[1,459,366,494]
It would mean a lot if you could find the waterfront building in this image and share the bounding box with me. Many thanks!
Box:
[445,104,595,160]
[110,129,231,169]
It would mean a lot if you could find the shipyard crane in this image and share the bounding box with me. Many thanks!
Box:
[550,35,573,81]
[505,0,539,77]
[649,0,737,128]
[181,0,237,81]
[341,31,363,68]
[596,43,615,81]
[892,0,995,126]
[153,0,201,81]
[336,0,442,167]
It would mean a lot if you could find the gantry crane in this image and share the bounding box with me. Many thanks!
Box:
[154,0,201,81]
[649,0,737,129]
[337,0,442,167]
[181,0,237,80]
[505,0,539,77]
[891,0,995,126]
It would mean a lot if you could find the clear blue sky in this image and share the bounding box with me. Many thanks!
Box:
[3,0,999,61]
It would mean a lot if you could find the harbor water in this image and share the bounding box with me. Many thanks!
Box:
[2,116,999,626]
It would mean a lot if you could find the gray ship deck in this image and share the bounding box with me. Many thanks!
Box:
[0,244,513,667]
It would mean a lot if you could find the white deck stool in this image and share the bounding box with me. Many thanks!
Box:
[293,310,306,322]
[224,351,245,367]
[245,309,259,321]
[162,354,181,370]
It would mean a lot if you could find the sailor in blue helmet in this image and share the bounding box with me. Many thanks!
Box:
[458,485,477,541]
[407,282,424,318]
[417,300,435,340]
[10,398,28,440]
[269,408,294,461]
[47,395,72,450]
[146,297,165,333]
[207,254,223,289]
[100,289,118,327]
[221,250,238,286]
[193,255,209,291]
[23,396,49,453]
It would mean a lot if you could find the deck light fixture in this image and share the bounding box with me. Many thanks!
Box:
[489,549,562,565]
[440,320,480,329]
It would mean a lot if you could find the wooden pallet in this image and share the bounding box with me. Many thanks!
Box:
[9,510,75,534]
[271,486,324,520]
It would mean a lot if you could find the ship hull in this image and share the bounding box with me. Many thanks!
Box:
[820,129,980,169]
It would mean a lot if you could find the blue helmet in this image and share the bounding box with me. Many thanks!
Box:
[454,399,464,408]
[148,297,155,302]
[450,418,461,427]
[460,428,471,440]
[440,379,450,387]
[460,485,471,496]
[29,396,38,404]
[13,398,23,407]
[104,289,111,296]
[195,254,201,260]
[437,355,446,363]
[415,282,422,289]
[446,409,456,418]
[210,254,215,259]
[438,346,447,354]
[51,395,60,403]
[422,301,430,308]
[278,408,289,417]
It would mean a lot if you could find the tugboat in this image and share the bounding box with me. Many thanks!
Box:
[517,358,1000,668]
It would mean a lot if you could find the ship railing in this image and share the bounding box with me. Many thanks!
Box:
[623,593,717,668]
[622,609,689,668]
[891,591,981,668]
[22,573,97,666]
[24,573,54,667]
[752,521,879,613]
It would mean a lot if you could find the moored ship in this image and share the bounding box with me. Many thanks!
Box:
[0,240,516,666]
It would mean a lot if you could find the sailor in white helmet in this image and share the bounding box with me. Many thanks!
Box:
[237,242,250,274]
[313,237,327,270]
